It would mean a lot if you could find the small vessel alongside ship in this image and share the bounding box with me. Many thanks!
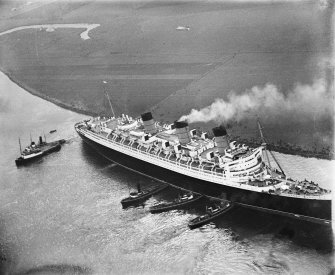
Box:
[188,201,234,229]
[150,192,204,213]
[75,111,332,221]
[15,135,65,166]
[121,183,169,208]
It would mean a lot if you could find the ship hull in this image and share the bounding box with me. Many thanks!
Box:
[77,131,331,221]
[15,139,66,166]
[15,143,62,166]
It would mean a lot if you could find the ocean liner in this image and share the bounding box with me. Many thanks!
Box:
[75,112,332,221]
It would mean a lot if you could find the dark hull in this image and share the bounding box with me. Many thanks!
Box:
[15,143,61,166]
[121,184,169,207]
[77,131,331,221]
[150,195,204,214]
[188,203,234,229]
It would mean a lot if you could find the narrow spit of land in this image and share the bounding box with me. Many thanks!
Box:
[0,24,100,40]
[0,0,333,160]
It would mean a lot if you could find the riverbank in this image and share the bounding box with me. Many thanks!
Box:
[0,0,332,161]
[0,67,333,275]
[235,138,334,161]
[2,67,333,161]
[1,67,97,117]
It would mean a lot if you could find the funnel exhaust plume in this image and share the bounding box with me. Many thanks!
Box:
[179,79,333,124]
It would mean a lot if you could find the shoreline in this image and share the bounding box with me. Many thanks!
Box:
[234,138,334,161]
[0,24,100,40]
[1,68,333,161]
[1,67,97,117]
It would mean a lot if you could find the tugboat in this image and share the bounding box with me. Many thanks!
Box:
[75,110,331,221]
[15,136,65,166]
[150,192,204,213]
[188,201,234,229]
[121,183,169,208]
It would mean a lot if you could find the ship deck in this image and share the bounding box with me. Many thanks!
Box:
[75,122,332,201]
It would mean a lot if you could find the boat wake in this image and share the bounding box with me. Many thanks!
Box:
[100,163,118,171]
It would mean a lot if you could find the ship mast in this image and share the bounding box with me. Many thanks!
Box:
[257,119,271,171]
[257,119,286,177]
[102,80,116,118]
[18,137,22,154]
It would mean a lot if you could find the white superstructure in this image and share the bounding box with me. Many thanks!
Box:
[75,113,331,200]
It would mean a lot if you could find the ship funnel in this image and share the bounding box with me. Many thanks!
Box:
[141,112,157,134]
[174,121,191,145]
[212,125,229,154]
[39,136,43,144]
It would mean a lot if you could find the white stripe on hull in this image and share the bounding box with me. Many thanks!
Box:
[76,127,331,201]
[22,151,43,159]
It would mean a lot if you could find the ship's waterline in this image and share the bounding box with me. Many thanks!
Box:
[0,71,333,273]
[75,115,332,221]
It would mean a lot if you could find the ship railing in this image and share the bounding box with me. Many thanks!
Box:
[81,128,332,198]
[80,129,280,184]
[276,189,331,199]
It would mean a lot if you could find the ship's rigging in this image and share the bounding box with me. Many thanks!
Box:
[257,119,286,177]
[102,80,116,118]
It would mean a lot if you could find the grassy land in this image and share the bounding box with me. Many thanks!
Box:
[0,0,333,159]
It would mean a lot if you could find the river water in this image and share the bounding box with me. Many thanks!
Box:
[0,71,334,274]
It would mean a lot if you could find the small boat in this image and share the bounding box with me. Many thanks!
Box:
[176,26,190,31]
[15,136,65,166]
[188,201,234,229]
[150,192,204,214]
[121,184,169,208]
[49,129,57,134]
